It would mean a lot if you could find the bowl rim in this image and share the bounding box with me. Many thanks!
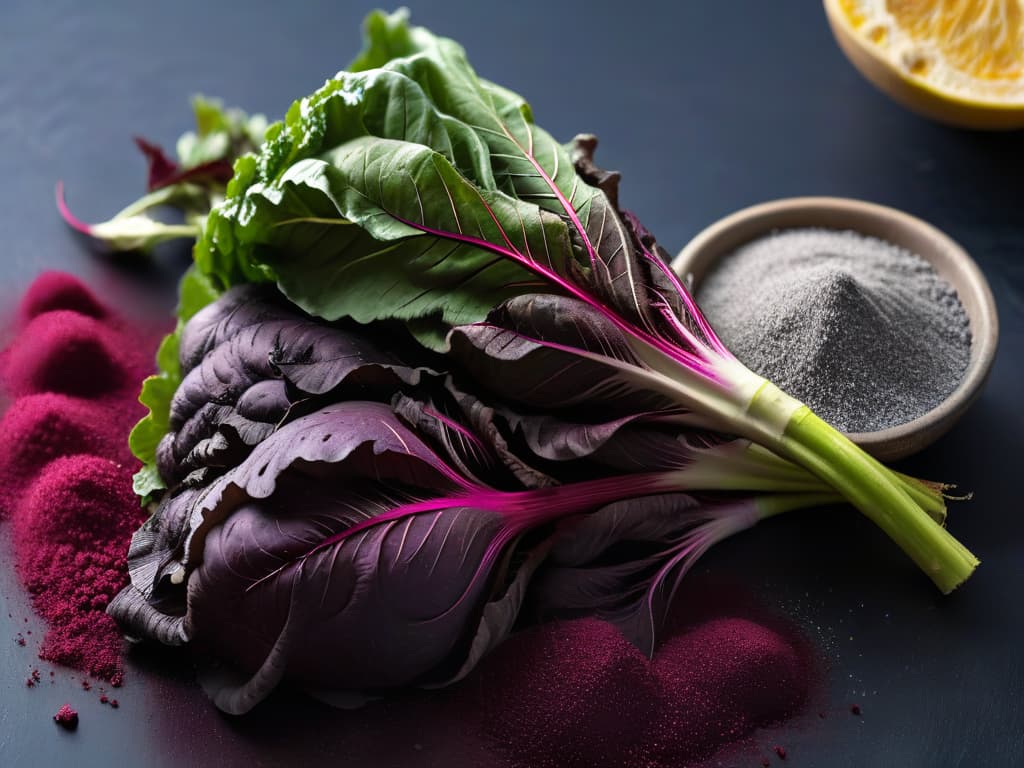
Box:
[671,196,999,457]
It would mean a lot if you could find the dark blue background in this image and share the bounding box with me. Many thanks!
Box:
[1,1,1021,766]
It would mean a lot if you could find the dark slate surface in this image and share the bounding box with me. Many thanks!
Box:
[1,1,1021,766]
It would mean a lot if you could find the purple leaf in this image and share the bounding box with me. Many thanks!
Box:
[162,286,440,485]
[530,493,761,656]
[182,475,506,713]
[134,136,234,191]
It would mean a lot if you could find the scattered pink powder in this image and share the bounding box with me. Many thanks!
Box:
[0,394,128,508]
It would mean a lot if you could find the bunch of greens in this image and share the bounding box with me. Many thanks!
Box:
[72,9,975,712]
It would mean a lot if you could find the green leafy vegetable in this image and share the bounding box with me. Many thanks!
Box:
[110,9,976,594]
[72,11,978,712]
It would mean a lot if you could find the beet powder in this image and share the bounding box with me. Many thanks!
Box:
[468,591,814,768]
[472,618,660,767]
[0,272,155,684]
[648,618,807,762]
[53,703,79,729]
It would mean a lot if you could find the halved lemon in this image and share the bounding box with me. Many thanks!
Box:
[824,0,1024,129]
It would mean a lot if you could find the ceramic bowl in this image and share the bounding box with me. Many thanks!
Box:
[671,196,998,460]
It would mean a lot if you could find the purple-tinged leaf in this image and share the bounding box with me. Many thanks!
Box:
[56,181,201,252]
[176,401,470,570]
[449,294,705,420]
[182,475,506,713]
[162,286,441,485]
[134,137,180,191]
[530,493,761,656]
[134,136,233,191]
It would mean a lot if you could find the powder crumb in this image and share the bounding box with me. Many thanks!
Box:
[81,680,92,691]
[761,759,771,768]
[109,699,119,709]
[851,703,862,716]
[774,744,788,760]
[53,704,78,730]
[15,633,25,646]
[696,228,971,432]
[99,694,109,704]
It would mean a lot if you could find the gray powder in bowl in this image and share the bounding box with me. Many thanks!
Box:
[695,228,971,433]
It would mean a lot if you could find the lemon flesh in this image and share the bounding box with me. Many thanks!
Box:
[827,0,1024,128]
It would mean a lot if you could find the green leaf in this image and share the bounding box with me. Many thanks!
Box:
[349,8,418,71]
[178,262,222,321]
[132,463,165,502]
[130,375,177,458]
[155,328,180,378]
[231,139,569,346]
[344,12,664,327]
[199,8,657,337]
[177,95,267,169]
[349,10,591,220]
[199,63,513,297]
[128,265,224,499]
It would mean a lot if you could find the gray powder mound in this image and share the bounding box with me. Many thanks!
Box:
[695,228,972,433]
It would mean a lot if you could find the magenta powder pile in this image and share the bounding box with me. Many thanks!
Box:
[0,272,153,684]
[465,585,814,768]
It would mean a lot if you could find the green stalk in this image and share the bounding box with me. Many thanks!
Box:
[744,442,947,524]
[682,442,837,493]
[755,491,845,519]
[889,471,950,524]
[625,342,976,592]
[749,387,978,593]
[111,185,195,219]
